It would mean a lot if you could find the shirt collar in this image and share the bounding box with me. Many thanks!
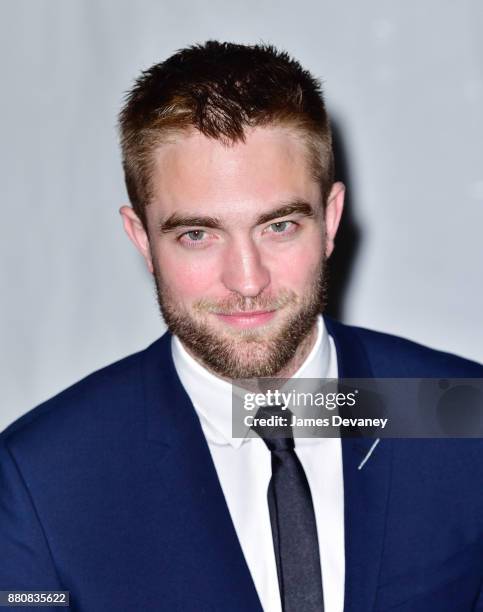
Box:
[171,315,332,448]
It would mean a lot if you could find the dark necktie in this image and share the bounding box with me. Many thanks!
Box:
[252,405,325,612]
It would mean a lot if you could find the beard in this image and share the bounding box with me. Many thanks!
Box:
[152,256,329,380]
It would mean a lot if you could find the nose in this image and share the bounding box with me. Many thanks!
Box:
[221,237,270,298]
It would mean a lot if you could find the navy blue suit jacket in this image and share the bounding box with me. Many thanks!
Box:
[1,318,482,611]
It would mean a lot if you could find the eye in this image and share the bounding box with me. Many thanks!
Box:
[184,230,206,241]
[178,229,208,245]
[267,220,297,234]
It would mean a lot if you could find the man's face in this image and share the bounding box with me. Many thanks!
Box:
[122,126,344,379]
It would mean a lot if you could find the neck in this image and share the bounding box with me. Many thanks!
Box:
[271,321,318,378]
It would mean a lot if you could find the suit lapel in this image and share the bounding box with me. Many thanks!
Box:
[142,332,263,611]
[325,317,393,612]
[142,320,392,611]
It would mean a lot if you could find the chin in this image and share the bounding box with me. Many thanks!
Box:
[213,319,284,341]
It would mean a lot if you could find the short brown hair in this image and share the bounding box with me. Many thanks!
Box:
[119,40,334,227]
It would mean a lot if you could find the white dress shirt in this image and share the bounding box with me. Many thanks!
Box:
[171,315,344,612]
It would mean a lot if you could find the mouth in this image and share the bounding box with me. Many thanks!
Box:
[214,310,277,328]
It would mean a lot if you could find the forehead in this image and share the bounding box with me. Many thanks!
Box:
[149,126,321,223]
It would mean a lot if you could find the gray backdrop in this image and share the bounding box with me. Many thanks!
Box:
[1,0,482,431]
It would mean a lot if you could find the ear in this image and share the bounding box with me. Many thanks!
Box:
[324,181,345,258]
[119,205,154,274]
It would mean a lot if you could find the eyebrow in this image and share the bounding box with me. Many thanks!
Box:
[158,200,316,233]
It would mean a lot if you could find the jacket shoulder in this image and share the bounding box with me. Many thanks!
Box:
[356,325,483,376]
[326,317,483,377]
[1,335,167,447]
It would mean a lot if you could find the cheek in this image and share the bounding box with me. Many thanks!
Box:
[154,245,220,299]
[268,236,324,290]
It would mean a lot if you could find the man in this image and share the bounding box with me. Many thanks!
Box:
[1,41,482,612]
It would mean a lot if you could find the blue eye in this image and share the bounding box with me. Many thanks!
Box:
[185,230,205,241]
[270,221,293,233]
